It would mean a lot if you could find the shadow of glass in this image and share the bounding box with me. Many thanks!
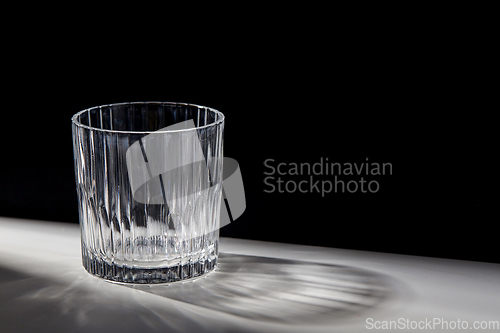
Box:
[0,253,395,332]
[127,253,392,324]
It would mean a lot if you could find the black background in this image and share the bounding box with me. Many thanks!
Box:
[0,19,493,264]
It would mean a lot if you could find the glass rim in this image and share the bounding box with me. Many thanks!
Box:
[71,101,225,134]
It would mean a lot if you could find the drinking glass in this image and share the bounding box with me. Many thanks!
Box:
[72,102,224,283]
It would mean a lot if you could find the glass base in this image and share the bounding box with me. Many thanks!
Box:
[82,247,218,284]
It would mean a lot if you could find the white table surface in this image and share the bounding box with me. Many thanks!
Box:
[0,217,499,332]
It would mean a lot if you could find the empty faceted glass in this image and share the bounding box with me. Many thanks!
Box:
[72,102,224,283]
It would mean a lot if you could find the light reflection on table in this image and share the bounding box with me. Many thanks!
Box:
[1,217,499,333]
